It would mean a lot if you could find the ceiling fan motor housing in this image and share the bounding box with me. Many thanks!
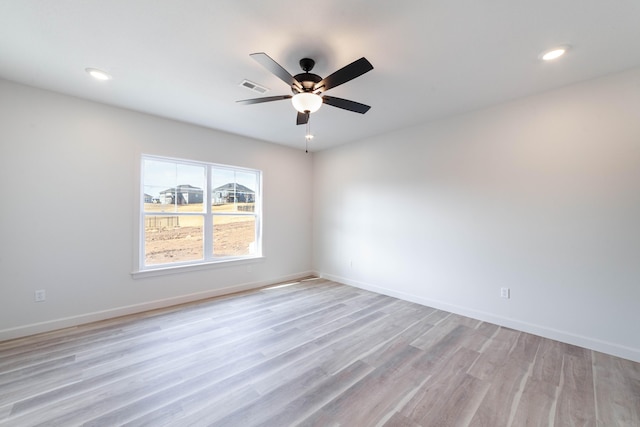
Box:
[293,58,322,93]
[292,72,322,93]
[299,58,315,72]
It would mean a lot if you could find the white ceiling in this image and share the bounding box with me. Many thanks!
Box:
[2,1,640,151]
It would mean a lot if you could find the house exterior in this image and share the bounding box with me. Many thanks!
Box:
[159,185,203,205]
[212,183,255,204]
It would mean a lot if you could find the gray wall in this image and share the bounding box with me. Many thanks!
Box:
[313,68,640,362]
[0,79,313,339]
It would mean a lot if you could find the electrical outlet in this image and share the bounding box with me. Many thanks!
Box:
[500,287,510,299]
[35,289,46,302]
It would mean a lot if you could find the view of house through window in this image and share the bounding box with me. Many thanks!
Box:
[141,155,261,269]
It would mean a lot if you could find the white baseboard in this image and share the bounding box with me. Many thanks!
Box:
[320,272,640,363]
[0,271,315,342]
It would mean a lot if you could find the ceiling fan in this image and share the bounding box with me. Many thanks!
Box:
[237,52,373,125]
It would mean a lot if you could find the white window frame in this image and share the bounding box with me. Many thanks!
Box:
[134,154,262,276]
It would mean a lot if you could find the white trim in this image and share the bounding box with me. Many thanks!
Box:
[131,255,265,279]
[320,272,640,363]
[0,271,315,342]
[203,165,213,260]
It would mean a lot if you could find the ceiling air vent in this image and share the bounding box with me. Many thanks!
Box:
[240,79,269,94]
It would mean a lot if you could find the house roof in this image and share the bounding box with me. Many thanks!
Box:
[213,183,254,194]
[1,2,639,151]
[159,185,202,194]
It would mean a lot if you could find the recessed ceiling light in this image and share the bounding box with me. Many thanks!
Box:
[85,68,112,81]
[539,46,570,61]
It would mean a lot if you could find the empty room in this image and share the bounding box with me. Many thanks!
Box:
[1,1,639,426]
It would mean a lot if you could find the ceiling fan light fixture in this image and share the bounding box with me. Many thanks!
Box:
[292,92,322,113]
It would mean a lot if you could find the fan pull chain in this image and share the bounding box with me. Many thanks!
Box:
[305,116,312,153]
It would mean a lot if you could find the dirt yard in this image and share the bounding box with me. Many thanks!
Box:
[144,203,256,265]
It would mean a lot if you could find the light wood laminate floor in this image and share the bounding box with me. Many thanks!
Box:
[1,278,639,426]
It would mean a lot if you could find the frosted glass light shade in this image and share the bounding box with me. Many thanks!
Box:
[292,93,322,113]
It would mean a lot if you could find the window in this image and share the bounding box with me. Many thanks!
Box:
[139,155,261,270]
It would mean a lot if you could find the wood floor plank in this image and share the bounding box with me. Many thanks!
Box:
[360,318,435,369]
[300,293,393,339]
[458,321,501,352]
[316,303,430,376]
[510,376,557,426]
[247,308,409,398]
[506,329,542,366]
[79,351,270,426]
[155,385,260,427]
[209,367,329,426]
[0,278,638,427]
[5,317,273,423]
[530,337,566,387]
[554,353,597,426]
[382,411,423,427]
[253,360,374,427]
[593,351,640,426]
[466,327,521,380]
[467,359,529,427]
[297,344,428,426]
[122,401,186,427]
[399,347,483,422]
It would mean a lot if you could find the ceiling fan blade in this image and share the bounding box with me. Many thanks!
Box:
[322,95,371,114]
[314,57,373,92]
[250,52,302,91]
[296,111,309,125]
[236,95,292,105]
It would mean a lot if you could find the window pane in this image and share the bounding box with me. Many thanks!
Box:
[145,215,203,265]
[212,168,257,213]
[213,215,256,257]
[140,155,261,271]
[143,159,205,213]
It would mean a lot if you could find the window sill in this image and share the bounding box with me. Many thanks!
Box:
[131,256,265,279]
